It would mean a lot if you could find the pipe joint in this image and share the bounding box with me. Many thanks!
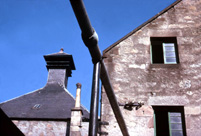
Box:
[89,30,99,42]
[82,28,99,48]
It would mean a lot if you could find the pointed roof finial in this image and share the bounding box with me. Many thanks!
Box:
[59,48,64,53]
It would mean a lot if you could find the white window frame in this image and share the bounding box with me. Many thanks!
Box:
[163,43,177,64]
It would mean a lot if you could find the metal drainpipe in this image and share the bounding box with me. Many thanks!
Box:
[69,0,129,136]
[89,62,100,136]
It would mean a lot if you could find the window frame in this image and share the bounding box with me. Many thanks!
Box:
[152,106,186,136]
[150,37,179,64]
[163,43,177,64]
[168,112,184,136]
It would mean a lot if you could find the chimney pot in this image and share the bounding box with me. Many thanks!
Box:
[76,83,82,89]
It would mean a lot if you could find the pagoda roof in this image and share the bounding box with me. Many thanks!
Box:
[0,83,89,121]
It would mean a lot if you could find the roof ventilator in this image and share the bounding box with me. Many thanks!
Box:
[32,104,41,110]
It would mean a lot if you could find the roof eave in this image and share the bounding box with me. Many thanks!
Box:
[103,0,182,54]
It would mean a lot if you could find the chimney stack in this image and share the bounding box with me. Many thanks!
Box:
[70,83,83,136]
[75,83,82,108]
[44,48,75,88]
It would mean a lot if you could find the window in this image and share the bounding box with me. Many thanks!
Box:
[152,106,186,136]
[150,37,179,64]
[32,104,41,109]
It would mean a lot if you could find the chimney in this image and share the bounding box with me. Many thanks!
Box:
[70,83,83,136]
[44,48,75,88]
[75,83,81,108]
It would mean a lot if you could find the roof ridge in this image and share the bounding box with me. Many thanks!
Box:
[103,0,182,54]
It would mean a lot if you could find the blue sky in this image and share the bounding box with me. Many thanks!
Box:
[0,0,177,110]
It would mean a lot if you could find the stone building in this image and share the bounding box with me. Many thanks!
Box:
[0,49,89,136]
[1,0,201,136]
[101,0,201,135]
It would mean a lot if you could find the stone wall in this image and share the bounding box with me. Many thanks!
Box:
[12,120,68,136]
[101,0,201,135]
[12,120,89,136]
[80,122,89,136]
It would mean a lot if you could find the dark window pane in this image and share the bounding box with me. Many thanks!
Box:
[151,44,164,63]
[155,111,169,136]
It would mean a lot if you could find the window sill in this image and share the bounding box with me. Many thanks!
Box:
[150,63,180,68]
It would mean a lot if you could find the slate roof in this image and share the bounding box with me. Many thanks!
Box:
[103,0,182,54]
[0,83,89,120]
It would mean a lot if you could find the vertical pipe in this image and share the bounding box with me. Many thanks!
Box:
[89,62,100,136]
[69,0,129,135]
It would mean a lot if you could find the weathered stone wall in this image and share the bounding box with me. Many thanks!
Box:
[13,120,89,136]
[101,0,201,135]
[12,120,68,136]
[80,122,89,136]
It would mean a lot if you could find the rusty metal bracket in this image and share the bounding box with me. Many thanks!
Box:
[119,101,144,111]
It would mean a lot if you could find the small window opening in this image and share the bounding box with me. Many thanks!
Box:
[150,37,179,64]
[32,104,41,109]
